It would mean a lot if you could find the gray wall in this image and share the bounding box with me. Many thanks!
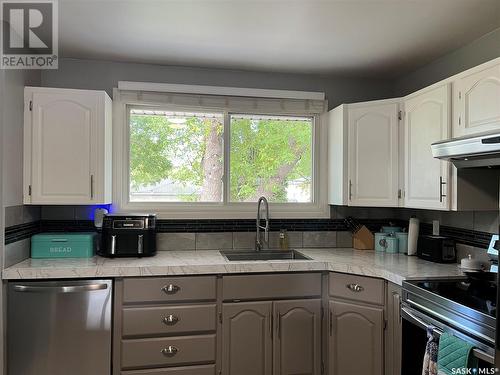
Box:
[1,71,41,375]
[0,67,41,375]
[2,68,40,267]
[394,27,500,96]
[0,64,4,375]
[40,58,394,109]
[41,28,500,107]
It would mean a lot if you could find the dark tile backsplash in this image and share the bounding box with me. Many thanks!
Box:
[4,205,498,250]
[41,220,96,233]
[331,205,499,234]
[5,217,495,250]
[5,221,41,245]
[39,218,401,233]
[156,219,347,232]
[420,223,493,249]
[331,205,498,249]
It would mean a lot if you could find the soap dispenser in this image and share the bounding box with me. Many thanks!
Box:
[279,229,289,250]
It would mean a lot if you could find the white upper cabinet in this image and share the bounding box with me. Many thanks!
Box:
[453,61,500,137]
[348,103,399,207]
[327,105,348,206]
[328,100,400,207]
[327,58,499,212]
[24,87,112,204]
[403,84,451,210]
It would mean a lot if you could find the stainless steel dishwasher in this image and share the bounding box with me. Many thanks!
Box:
[7,279,112,375]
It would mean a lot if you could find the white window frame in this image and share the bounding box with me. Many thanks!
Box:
[113,89,329,219]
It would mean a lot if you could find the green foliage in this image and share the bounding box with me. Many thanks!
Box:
[129,114,174,188]
[229,118,312,202]
[129,112,312,202]
[130,114,221,188]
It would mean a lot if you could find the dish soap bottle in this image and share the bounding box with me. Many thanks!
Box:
[279,229,289,250]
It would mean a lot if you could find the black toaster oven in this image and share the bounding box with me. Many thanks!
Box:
[417,235,456,263]
[99,214,156,257]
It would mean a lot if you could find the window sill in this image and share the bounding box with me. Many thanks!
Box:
[112,202,330,219]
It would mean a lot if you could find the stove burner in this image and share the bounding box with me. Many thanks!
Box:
[403,274,496,364]
[415,278,497,318]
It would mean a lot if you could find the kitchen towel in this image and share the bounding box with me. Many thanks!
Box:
[422,327,439,375]
[437,333,477,375]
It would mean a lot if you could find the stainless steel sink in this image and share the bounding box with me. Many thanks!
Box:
[220,250,311,261]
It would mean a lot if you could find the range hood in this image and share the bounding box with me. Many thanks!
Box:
[432,130,500,168]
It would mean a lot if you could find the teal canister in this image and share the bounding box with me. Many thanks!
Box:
[375,232,388,252]
[384,235,399,254]
[395,232,408,254]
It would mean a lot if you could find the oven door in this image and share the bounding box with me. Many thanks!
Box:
[401,303,495,375]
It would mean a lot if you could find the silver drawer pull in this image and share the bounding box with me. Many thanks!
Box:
[163,314,180,325]
[162,284,180,294]
[161,345,178,357]
[346,283,364,292]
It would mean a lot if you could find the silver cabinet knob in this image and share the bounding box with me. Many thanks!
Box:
[346,283,364,292]
[161,284,180,294]
[161,345,178,357]
[163,314,180,325]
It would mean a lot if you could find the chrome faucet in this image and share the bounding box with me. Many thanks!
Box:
[255,196,269,251]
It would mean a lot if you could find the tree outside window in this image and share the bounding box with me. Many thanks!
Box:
[129,109,313,203]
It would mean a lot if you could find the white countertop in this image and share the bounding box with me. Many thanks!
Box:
[2,248,466,285]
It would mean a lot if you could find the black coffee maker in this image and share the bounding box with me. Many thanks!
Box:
[99,214,156,257]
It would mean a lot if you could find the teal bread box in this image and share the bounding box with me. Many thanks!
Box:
[31,233,96,258]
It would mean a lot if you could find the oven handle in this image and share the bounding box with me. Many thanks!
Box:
[406,298,495,344]
[401,306,443,335]
[401,306,495,364]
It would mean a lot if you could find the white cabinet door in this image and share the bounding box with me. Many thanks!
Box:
[347,103,399,207]
[24,87,112,204]
[404,84,450,210]
[327,105,348,205]
[453,62,500,137]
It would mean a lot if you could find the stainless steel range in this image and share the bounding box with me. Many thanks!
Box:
[400,239,498,374]
[432,130,500,369]
[402,278,495,359]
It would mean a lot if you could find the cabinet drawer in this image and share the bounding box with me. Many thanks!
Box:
[121,335,216,369]
[122,304,217,337]
[121,364,215,375]
[222,273,321,300]
[123,276,216,303]
[329,272,384,305]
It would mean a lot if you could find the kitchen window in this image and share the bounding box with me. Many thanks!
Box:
[129,109,224,203]
[229,114,313,203]
[114,86,328,218]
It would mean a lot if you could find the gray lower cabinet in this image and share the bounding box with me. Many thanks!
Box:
[222,299,321,375]
[221,273,322,375]
[274,299,322,375]
[121,334,216,369]
[385,283,402,375]
[122,304,217,337]
[114,272,391,375]
[115,276,218,375]
[121,364,216,375]
[222,301,273,375]
[328,299,384,375]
